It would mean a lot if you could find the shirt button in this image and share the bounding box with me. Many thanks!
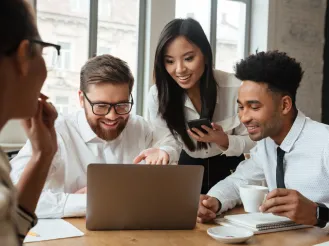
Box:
[206,151,208,154]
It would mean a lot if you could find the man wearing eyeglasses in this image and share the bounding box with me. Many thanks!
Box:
[10,54,181,219]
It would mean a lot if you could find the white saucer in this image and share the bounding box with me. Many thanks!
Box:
[207,226,254,244]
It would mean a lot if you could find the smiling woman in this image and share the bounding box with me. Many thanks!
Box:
[147,18,255,194]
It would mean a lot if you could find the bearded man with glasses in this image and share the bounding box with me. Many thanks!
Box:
[10,54,181,219]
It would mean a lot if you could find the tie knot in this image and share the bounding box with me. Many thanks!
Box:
[277,147,285,158]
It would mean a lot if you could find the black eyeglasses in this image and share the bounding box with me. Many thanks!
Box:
[83,92,134,116]
[31,40,61,70]
[4,39,61,56]
[30,40,61,56]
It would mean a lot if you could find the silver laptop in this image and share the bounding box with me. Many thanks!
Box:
[86,164,204,230]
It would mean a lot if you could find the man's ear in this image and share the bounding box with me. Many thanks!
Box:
[78,90,85,108]
[14,40,31,76]
[281,95,293,115]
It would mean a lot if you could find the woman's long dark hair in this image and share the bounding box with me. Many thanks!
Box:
[154,18,217,151]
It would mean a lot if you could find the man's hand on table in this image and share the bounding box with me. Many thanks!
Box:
[197,195,221,223]
[259,188,317,226]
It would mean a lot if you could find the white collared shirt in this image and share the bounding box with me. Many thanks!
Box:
[10,110,180,218]
[0,149,37,245]
[208,111,329,230]
[147,69,255,159]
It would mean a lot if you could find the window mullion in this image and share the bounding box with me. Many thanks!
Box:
[88,0,98,58]
[210,0,218,66]
[244,0,252,57]
[136,0,147,116]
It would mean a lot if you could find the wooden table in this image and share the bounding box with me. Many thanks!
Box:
[27,208,329,246]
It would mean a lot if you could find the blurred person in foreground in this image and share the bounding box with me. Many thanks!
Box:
[0,0,59,244]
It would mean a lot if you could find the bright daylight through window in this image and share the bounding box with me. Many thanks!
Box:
[37,0,139,116]
[176,0,247,73]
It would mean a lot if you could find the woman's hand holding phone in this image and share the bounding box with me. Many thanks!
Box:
[187,121,229,149]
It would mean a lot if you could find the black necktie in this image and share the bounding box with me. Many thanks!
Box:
[276,147,286,188]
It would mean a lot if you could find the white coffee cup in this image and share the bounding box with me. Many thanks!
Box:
[239,185,269,213]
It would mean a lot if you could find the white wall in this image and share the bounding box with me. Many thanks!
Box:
[249,0,325,121]
[267,0,326,121]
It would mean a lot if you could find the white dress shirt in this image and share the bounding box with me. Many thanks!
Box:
[10,110,180,218]
[208,111,329,230]
[147,69,255,159]
[0,149,37,245]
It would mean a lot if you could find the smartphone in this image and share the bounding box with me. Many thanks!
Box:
[187,118,212,134]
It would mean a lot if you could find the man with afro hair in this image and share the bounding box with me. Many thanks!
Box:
[197,51,329,231]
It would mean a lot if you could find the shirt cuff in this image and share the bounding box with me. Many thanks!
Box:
[207,190,241,215]
[63,194,87,217]
[220,135,240,157]
[159,146,179,164]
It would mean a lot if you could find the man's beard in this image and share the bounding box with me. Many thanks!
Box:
[254,109,282,141]
[85,110,129,141]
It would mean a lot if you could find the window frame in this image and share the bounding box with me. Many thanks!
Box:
[32,0,251,116]
[33,0,146,115]
[210,0,251,67]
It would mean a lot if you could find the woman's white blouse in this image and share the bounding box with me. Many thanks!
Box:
[147,69,255,159]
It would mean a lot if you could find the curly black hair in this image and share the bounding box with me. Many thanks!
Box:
[234,50,304,105]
